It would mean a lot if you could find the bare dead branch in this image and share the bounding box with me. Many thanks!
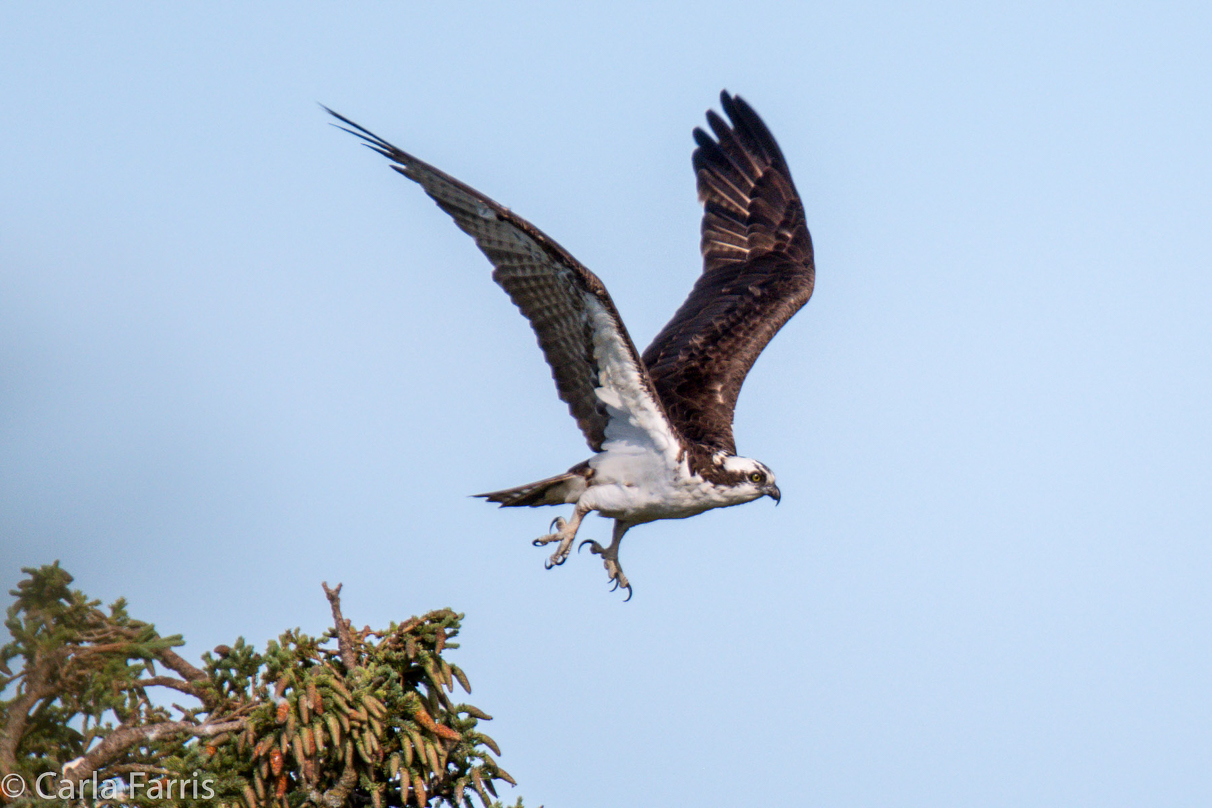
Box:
[322,583,356,672]
[159,647,207,683]
[60,718,246,785]
[106,763,173,777]
[135,676,209,701]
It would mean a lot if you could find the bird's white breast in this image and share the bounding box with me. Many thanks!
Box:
[575,296,762,522]
[584,444,759,523]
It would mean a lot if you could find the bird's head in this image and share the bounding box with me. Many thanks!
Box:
[720,455,781,505]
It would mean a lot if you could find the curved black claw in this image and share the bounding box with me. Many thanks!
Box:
[607,579,634,601]
[578,539,602,554]
[532,538,545,547]
[549,517,564,532]
[544,555,568,570]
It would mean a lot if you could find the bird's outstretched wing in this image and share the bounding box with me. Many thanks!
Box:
[327,108,677,457]
[641,92,815,455]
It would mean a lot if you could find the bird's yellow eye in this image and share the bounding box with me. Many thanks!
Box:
[749,471,764,484]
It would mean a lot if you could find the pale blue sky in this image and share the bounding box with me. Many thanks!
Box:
[2,2,1210,806]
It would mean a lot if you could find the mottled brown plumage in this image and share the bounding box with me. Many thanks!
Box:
[325,107,660,453]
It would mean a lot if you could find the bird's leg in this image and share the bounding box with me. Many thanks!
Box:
[532,502,590,569]
[579,521,633,600]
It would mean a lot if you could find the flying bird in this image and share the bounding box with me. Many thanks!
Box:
[328,92,814,598]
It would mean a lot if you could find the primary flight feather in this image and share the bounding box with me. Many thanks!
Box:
[329,91,815,598]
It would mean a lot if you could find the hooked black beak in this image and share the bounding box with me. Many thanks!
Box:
[766,484,781,505]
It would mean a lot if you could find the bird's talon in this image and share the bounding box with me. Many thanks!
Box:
[549,517,566,532]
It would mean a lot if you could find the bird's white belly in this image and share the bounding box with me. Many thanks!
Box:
[582,447,751,523]
[583,481,715,522]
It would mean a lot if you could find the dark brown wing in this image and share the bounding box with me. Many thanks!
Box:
[326,107,661,453]
[641,92,815,454]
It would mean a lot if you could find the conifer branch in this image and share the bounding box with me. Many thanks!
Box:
[0,646,59,774]
[312,738,359,808]
[1,564,523,808]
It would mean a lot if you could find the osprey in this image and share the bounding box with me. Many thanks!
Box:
[330,92,814,598]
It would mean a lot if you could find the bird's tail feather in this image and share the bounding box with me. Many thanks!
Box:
[475,469,587,507]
